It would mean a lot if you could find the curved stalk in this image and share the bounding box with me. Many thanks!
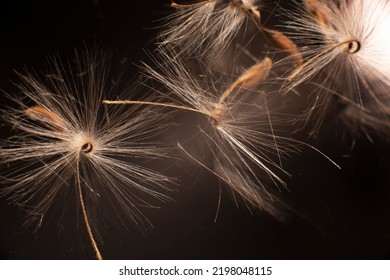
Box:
[288,39,360,81]
[75,159,102,260]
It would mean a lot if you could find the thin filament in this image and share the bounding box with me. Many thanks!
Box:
[103,100,208,116]
[75,159,102,260]
[171,0,214,9]
[288,39,360,81]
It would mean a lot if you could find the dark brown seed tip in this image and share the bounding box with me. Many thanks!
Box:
[346,40,361,54]
[81,142,94,154]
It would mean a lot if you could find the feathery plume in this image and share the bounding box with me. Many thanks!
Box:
[0,49,172,259]
[159,0,263,58]
[285,0,390,132]
[104,50,298,219]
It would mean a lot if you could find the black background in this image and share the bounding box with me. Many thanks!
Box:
[0,0,390,260]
